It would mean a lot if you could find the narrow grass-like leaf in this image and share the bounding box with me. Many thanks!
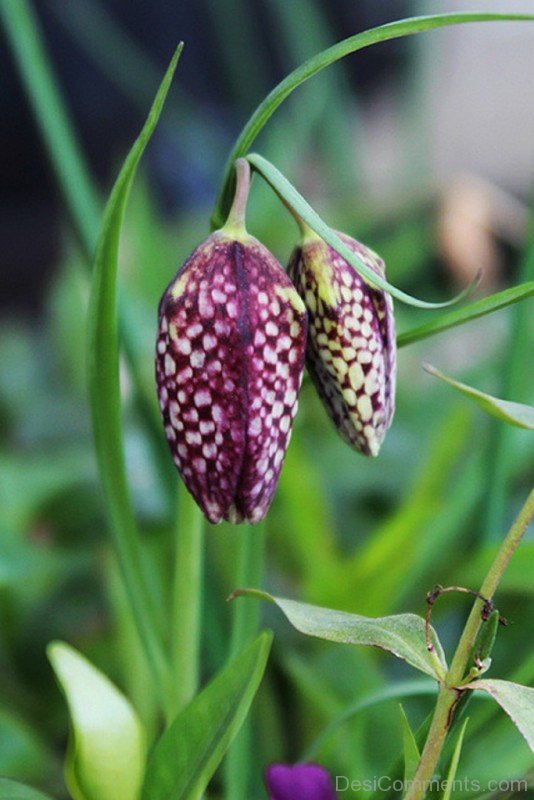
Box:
[47,642,147,800]
[466,679,534,752]
[399,704,420,782]
[0,0,177,511]
[424,365,534,429]
[0,0,101,256]
[232,590,447,679]
[87,45,182,708]
[0,780,55,800]
[248,153,479,309]
[441,718,469,800]
[301,679,436,760]
[142,632,272,800]
[397,282,534,347]
[212,12,534,226]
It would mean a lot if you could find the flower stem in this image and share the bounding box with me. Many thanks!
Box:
[170,482,205,718]
[221,158,251,237]
[405,487,534,800]
[224,522,266,800]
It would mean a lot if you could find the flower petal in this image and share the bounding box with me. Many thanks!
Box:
[265,763,337,800]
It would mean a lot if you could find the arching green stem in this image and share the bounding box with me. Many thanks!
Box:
[210,12,534,229]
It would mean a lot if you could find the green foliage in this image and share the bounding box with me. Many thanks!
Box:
[397,282,534,347]
[248,153,479,309]
[424,364,534,429]
[212,11,534,227]
[441,719,469,800]
[467,680,534,752]
[399,704,420,782]
[87,45,182,710]
[142,632,272,800]
[233,590,446,678]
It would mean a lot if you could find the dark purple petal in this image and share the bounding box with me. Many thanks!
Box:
[156,231,307,523]
[265,763,337,800]
[288,231,396,457]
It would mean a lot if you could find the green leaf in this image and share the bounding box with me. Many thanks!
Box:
[466,679,534,752]
[212,12,534,227]
[398,282,534,347]
[47,641,147,800]
[424,365,534,430]
[142,631,272,800]
[399,704,420,782]
[0,780,56,800]
[87,46,183,706]
[248,153,478,309]
[441,718,469,800]
[232,590,447,679]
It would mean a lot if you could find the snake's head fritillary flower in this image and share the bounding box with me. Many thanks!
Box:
[265,763,337,800]
[156,161,307,524]
[288,228,396,457]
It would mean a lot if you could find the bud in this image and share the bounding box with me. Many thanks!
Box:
[288,229,396,456]
[156,161,307,523]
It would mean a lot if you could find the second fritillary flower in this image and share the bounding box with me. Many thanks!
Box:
[288,228,396,456]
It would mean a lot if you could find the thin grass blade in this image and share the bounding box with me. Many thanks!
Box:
[424,365,534,429]
[87,45,183,712]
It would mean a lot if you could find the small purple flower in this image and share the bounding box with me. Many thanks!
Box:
[265,763,337,800]
[288,229,396,457]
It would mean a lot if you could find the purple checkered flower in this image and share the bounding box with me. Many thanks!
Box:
[265,763,337,800]
[288,229,396,457]
[156,162,307,524]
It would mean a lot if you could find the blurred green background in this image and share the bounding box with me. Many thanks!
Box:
[0,1,533,797]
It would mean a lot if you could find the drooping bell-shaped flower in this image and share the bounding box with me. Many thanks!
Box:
[265,763,337,800]
[288,228,396,456]
[156,160,307,524]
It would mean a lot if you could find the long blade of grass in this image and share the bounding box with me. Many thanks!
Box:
[0,0,101,255]
[0,0,176,507]
[424,365,534,430]
[87,45,183,716]
[248,153,479,309]
[441,718,469,800]
[399,704,421,783]
[211,12,534,227]
[397,282,534,347]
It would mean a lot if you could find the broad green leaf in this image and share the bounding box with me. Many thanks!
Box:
[248,153,479,309]
[233,590,447,679]
[212,12,534,226]
[142,632,272,800]
[87,46,183,701]
[398,282,534,347]
[0,779,56,800]
[47,641,147,800]
[441,718,469,800]
[399,704,420,782]
[424,365,534,429]
[466,679,534,752]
